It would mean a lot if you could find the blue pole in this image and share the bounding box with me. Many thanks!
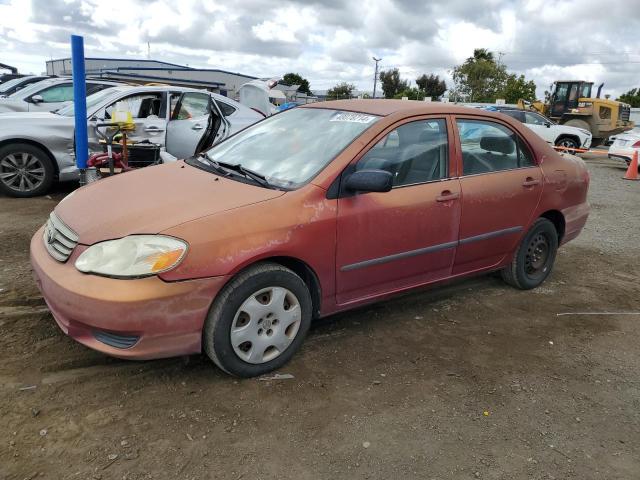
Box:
[70,35,88,182]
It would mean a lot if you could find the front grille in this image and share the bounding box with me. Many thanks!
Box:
[93,330,140,349]
[619,105,631,122]
[43,212,79,262]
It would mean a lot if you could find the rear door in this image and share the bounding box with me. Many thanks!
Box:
[335,116,461,304]
[165,92,220,159]
[452,117,543,275]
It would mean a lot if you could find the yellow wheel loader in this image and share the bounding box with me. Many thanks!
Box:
[518,81,634,147]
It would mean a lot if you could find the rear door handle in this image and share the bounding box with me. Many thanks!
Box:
[522,177,540,187]
[436,191,460,202]
[192,124,204,131]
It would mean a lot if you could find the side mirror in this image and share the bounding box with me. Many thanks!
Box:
[30,94,43,104]
[345,169,393,193]
[545,122,552,128]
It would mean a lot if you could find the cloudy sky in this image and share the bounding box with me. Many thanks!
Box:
[1,0,638,98]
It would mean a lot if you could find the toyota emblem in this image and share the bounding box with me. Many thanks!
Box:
[46,227,55,245]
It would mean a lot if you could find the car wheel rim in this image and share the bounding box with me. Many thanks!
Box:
[558,139,577,153]
[230,286,302,364]
[525,233,550,277]
[0,152,45,192]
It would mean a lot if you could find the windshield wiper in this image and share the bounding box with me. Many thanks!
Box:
[197,154,273,188]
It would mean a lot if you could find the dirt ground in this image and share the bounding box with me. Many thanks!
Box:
[1,151,639,480]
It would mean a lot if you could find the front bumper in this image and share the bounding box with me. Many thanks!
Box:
[30,226,229,360]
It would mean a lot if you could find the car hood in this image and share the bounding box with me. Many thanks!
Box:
[0,99,28,113]
[55,161,286,245]
[559,124,591,137]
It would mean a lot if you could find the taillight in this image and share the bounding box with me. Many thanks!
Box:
[632,140,640,148]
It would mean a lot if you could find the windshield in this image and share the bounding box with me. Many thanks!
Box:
[56,88,121,117]
[7,79,55,98]
[204,108,379,188]
[0,77,34,94]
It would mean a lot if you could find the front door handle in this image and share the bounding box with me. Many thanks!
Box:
[144,126,164,132]
[522,177,540,187]
[192,124,204,131]
[436,190,460,202]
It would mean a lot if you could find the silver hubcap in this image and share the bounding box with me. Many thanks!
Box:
[230,286,301,364]
[0,152,45,192]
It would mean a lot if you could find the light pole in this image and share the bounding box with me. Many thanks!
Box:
[372,57,381,98]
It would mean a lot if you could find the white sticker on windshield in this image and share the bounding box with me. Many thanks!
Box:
[330,112,376,124]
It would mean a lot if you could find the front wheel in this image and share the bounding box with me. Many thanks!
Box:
[501,218,558,290]
[203,263,312,377]
[0,143,55,197]
[555,137,579,155]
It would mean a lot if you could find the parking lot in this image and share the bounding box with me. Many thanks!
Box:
[0,151,638,479]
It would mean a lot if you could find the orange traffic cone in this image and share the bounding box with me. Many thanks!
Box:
[623,151,639,181]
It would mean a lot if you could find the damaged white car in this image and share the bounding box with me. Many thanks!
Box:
[0,85,262,197]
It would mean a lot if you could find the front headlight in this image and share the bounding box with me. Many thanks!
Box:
[75,235,188,278]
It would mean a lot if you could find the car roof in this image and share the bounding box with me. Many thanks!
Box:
[302,99,518,118]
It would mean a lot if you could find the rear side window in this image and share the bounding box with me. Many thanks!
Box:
[456,119,534,175]
[357,119,449,187]
[172,92,210,120]
[216,100,236,116]
[501,110,524,122]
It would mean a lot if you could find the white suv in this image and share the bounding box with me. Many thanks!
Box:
[495,108,592,153]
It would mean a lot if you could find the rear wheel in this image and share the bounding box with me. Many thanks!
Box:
[203,263,312,377]
[0,143,55,197]
[501,218,558,290]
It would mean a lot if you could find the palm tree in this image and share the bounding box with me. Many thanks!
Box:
[473,48,494,62]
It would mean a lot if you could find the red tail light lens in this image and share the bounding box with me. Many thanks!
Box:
[632,140,640,148]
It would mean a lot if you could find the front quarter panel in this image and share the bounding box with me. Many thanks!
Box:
[159,184,337,309]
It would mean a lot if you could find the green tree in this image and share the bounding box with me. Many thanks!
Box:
[393,87,424,100]
[502,74,537,103]
[415,74,447,99]
[327,82,356,99]
[618,88,640,107]
[451,48,537,103]
[379,68,409,99]
[281,72,312,95]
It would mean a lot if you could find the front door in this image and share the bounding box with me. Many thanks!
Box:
[28,83,74,112]
[551,82,580,117]
[452,117,543,275]
[165,92,217,159]
[88,91,167,151]
[335,117,461,305]
[524,111,555,144]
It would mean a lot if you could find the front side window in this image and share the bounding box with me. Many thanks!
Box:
[457,119,534,175]
[524,112,548,125]
[37,84,74,103]
[104,93,163,120]
[357,119,448,187]
[203,108,379,189]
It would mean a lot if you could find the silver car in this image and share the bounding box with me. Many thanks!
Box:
[0,77,122,113]
[0,75,51,98]
[0,85,263,196]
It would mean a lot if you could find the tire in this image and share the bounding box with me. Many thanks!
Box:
[501,218,559,290]
[555,136,579,154]
[0,143,55,197]
[203,262,313,377]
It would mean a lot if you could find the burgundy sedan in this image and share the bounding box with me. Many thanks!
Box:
[31,101,590,377]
